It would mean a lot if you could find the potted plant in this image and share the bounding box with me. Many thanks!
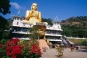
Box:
[58,48,63,58]
[70,46,74,52]
[42,47,47,52]
[56,45,63,58]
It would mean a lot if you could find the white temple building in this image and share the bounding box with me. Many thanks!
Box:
[11,16,63,44]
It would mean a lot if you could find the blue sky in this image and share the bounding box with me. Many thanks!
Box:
[3,0,87,21]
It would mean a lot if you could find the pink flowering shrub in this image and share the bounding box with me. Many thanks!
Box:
[0,38,42,58]
[30,44,41,56]
[6,38,23,58]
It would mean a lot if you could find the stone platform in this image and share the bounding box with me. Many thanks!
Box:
[40,48,87,58]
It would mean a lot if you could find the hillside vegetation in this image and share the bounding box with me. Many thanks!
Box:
[61,16,87,38]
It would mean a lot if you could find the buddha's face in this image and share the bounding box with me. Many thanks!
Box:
[32,3,37,10]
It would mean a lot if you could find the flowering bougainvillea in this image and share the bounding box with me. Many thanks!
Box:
[30,44,42,57]
[0,38,42,58]
[6,38,23,58]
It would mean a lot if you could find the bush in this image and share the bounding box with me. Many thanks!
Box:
[0,38,42,58]
[81,40,87,46]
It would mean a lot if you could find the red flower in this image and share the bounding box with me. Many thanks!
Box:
[12,46,22,54]
[12,55,16,58]
[30,44,42,56]
[6,38,23,58]
[6,38,19,47]
[6,46,13,55]
[13,38,19,44]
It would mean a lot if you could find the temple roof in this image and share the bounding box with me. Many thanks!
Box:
[52,16,60,23]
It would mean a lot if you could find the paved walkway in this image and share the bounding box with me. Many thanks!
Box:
[40,48,87,58]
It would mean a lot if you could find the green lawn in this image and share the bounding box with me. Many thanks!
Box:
[68,39,86,44]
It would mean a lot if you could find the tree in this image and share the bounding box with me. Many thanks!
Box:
[0,0,10,15]
[81,40,87,46]
[28,26,40,47]
[29,26,39,40]
[7,18,13,25]
[84,30,87,38]
[42,18,53,25]
[61,16,87,37]
[81,40,87,49]
[0,0,11,30]
[0,16,10,39]
[0,0,11,39]
[78,29,85,38]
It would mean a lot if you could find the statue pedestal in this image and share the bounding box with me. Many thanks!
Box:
[22,20,35,24]
[22,20,48,25]
[22,20,48,36]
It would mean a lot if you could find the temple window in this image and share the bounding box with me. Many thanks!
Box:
[17,22,19,25]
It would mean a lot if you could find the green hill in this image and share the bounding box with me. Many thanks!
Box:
[61,16,87,38]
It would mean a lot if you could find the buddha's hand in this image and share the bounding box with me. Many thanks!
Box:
[29,10,35,16]
[31,10,35,14]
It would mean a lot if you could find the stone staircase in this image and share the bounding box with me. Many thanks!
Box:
[38,39,49,49]
[62,35,74,47]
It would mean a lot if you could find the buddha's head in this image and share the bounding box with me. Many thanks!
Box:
[31,3,37,11]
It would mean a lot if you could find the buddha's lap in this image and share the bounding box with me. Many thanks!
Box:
[29,18,39,22]
[22,17,41,24]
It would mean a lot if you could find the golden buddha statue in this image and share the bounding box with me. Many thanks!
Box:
[22,3,42,24]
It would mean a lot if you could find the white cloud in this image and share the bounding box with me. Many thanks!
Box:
[10,2,22,9]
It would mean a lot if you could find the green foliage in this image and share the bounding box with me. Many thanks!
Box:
[0,16,10,40]
[7,18,13,26]
[81,40,87,46]
[68,39,85,44]
[0,49,7,58]
[21,41,31,58]
[20,40,39,58]
[61,16,87,38]
[28,40,39,47]
[28,26,40,47]
[42,18,53,25]
[0,0,11,40]
[0,42,7,58]
[0,39,40,58]
[0,0,10,15]
[0,16,8,30]
[65,16,87,22]
[0,39,8,44]
[29,26,40,40]
[29,53,40,58]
